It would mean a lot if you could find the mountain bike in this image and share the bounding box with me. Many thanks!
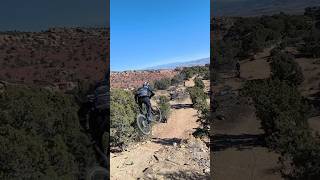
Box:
[136,104,162,135]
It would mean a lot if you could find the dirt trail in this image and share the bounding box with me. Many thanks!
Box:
[111,79,209,180]
[153,97,198,139]
[212,47,283,180]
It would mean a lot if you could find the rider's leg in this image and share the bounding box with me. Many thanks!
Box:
[142,97,152,123]
[138,97,143,114]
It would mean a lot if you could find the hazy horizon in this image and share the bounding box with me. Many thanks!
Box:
[211,0,320,17]
[0,0,109,31]
[111,57,210,72]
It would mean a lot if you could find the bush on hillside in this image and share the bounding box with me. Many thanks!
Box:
[171,73,186,86]
[154,78,171,90]
[181,66,209,80]
[270,51,304,86]
[157,96,170,121]
[0,85,95,179]
[187,86,208,113]
[194,77,205,89]
[187,85,210,138]
[110,89,139,149]
[203,69,210,80]
[241,79,309,147]
[241,79,320,178]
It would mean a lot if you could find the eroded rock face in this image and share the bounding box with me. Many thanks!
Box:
[111,70,178,89]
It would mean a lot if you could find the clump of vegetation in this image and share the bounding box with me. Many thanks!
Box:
[157,96,170,121]
[241,79,320,179]
[181,66,209,80]
[188,86,207,110]
[270,51,304,86]
[110,89,139,149]
[194,77,205,89]
[187,81,209,137]
[213,11,313,70]
[0,85,95,179]
[154,78,171,90]
[241,79,310,147]
[171,73,186,86]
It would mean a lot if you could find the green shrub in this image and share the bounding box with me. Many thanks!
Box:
[203,69,210,80]
[0,85,95,179]
[187,86,208,113]
[157,96,170,120]
[241,79,320,178]
[110,89,139,148]
[181,66,209,80]
[171,73,185,86]
[241,79,309,147]
[270,51,304,86]
[194,77,205,89]
[187,85,209,138]
[154,78,171,90]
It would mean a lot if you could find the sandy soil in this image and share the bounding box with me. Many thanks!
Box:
[153,98,198,139]
[213,105,282,180]
[240,48,272,81]
[295,57,320,97]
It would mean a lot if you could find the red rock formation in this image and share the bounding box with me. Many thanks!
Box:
[111,69,178,89]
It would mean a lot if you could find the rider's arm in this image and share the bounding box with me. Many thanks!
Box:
[147,86,155,98]
[150,90,155,98]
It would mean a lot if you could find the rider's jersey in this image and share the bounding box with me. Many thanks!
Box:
[136,85,154,98]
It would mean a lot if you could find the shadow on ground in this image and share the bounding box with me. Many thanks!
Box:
[143,171,210,180]
[171,104,193,109]
[151,138,183,146]
[213,134,265,151]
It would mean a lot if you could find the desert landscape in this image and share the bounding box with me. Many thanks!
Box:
[211,7,320,180]
[0,27,110,179]
[0,27,109,91]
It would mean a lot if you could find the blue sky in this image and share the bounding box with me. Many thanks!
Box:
[0,0,109,31]
[111,0,210,71]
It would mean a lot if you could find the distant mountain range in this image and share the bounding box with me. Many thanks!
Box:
[145,58,209,70]
[212,0,320,17]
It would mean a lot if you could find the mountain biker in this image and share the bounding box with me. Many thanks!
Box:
[134,82,155,123]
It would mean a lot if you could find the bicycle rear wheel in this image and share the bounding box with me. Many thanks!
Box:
[136,114,151,135]
[151,106,162,123]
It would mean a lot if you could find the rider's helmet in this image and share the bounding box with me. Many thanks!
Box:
[143,81,149,87]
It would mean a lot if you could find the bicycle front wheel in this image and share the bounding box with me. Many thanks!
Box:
[136,114,151,135]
